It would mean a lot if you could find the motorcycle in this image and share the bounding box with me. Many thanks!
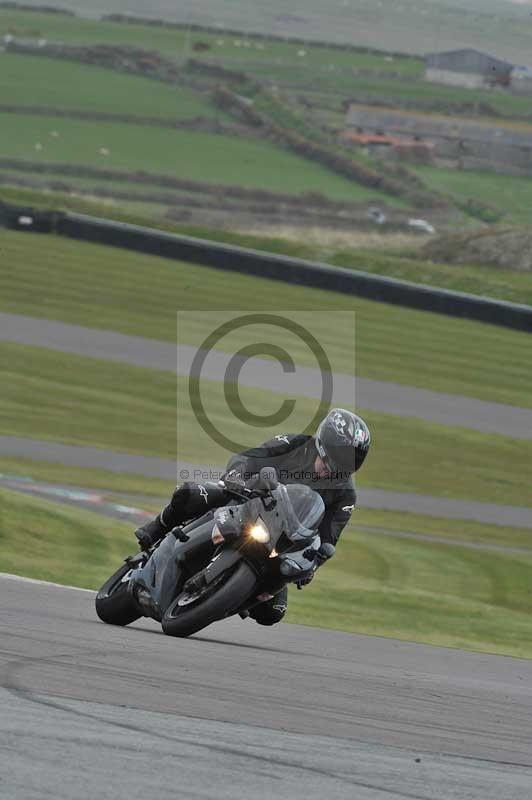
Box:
[95,468,333,637]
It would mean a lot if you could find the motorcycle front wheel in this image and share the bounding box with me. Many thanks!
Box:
[161,561,256,638]
[95,562,142,626]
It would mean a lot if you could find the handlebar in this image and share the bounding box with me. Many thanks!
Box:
[220,466,279,501]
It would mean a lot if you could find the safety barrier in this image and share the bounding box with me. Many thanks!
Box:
[2,201,531,332]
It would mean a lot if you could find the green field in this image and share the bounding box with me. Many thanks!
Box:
[344,74,532,118]
[0,112,397,203]
[1,230,531,408]
[0,8,424,76]
[3,7,532,242]
[2,342,531,507]
[2,486,531,658]
[416,166,532,227]
[3,0,532,65]
[0,52,217,119]
[1,8,530,118]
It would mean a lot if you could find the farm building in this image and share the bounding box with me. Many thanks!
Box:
[345,104,532,177]
[425,49,513,89]
[511,65,532,95]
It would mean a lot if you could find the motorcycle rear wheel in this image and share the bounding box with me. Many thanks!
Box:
[162,561,256,638]
[95,562,142,626]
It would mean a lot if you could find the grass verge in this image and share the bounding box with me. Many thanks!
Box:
[0,486,132,589]
[290,524,532,659]
[1,486,531,659]
[3,185,531,306]
[1,343,531,507]
[1,230,531,408]
[0,455,169,497]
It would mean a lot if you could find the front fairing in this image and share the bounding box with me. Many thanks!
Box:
[130,515,217,617]
[215,483,324,551]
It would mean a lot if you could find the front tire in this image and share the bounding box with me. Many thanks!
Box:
[162,561,256,638]
[95,562,142,626]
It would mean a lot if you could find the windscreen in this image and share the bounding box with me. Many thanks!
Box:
[217,483,324,542]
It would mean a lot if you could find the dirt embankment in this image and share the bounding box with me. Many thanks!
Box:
[423,228,532,272]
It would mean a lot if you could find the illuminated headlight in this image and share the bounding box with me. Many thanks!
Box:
[249,518,270,544]
[211,524,224,545]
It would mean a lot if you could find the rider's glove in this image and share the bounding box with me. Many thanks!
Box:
[296,568,316,590]
[296,543,336,589]
[222,469,247,495]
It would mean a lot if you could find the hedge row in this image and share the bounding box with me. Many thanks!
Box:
[6,41,180,83]
[0,103,229,133]
[103,13,416,61]
[214,86,442,208]
[0,158,394,212]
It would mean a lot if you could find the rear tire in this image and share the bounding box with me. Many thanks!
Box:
[162,561,256,638]
[95,562,142,626]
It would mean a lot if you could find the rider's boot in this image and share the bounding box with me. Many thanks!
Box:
[135,481,228,550]
[248,586,288,626]
[134,512,170,551]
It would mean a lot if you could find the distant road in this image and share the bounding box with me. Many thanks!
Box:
[2,312,532,439]
[1,436,531,528]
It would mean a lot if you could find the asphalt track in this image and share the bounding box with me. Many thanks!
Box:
[1,574,531,800]
[2,436,532,528]
[2,312,532,439]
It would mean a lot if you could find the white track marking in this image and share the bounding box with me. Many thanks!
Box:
[0,572,94,593]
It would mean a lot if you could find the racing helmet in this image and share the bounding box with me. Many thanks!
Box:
[315,408,371,473]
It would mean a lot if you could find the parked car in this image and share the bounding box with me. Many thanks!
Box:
[408,218,435,234]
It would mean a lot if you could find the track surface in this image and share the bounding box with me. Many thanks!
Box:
[1,575,532,799]
[2,436,532,527]
[3,312,532,438]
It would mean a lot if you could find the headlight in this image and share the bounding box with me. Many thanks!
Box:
[249,518,270,544]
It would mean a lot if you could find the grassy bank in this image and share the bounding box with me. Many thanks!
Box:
[2,343,531,507]
[2,486,531,658]
[1,231,531,408]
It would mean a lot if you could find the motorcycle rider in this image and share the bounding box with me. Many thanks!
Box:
[135,408,371,626]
